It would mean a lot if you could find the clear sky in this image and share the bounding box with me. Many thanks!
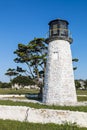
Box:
[0,0,87,82]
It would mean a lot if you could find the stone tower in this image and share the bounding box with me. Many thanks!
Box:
[43,19,77,105]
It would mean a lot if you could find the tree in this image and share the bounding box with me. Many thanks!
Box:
[72,58,79,71]
[0,82,11,88]
[75,80,81,89]
[14,38,48,91]
[11,75,35,87]
[84,79,87,90]
[72,58,79,62]
[5,68,19,81]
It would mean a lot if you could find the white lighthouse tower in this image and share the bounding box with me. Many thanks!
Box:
[43,19,77,105]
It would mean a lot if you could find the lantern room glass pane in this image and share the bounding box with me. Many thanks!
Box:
[53,24,57,34]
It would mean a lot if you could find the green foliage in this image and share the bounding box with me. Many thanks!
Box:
[0,82,11,88]
[0,119,86,130]
[16,66,26,73]
[14,38,48,87]
[75,80,81,89]
[84,79,87,90]
[73,67,77,70]
[75,79,87,90]
[72,58,79,71]
[72,58,79,62]
[11,75,35,86]
[0,100,87,112]
[5,68,19,81]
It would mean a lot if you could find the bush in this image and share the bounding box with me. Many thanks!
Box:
[0,82,11,88]
[75,80,81,89]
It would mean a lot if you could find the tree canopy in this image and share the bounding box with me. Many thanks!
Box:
[5,68,19,81]
[14,38,48,87]
[11,75,35,86]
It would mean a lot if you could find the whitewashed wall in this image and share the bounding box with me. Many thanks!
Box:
[0,105,87,128]
[43,40,77,105]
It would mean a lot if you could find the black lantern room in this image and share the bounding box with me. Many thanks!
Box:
[45,19,73,43]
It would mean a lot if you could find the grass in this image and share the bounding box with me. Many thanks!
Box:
[0,119,87,130]
[0,88,87,95]
[76,89,87,101]
[0,88,87,112]
[0,88,39,95]
[0,89,87,129]
[0,100,87,112]
[76,90,87,95]
[77,96,87,101]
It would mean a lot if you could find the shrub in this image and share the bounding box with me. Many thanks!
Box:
[0,82,11,88]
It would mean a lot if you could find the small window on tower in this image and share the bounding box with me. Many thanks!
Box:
[52,52,58,60]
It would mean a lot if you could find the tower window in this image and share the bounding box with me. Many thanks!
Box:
[52,52,58,60]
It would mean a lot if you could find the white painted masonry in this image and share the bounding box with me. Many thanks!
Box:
[43,40,77,105]
[0,105,87,128]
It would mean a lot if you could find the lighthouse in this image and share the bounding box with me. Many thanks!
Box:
[43,19,77,105]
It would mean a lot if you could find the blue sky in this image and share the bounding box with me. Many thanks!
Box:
[0,0,87,82]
